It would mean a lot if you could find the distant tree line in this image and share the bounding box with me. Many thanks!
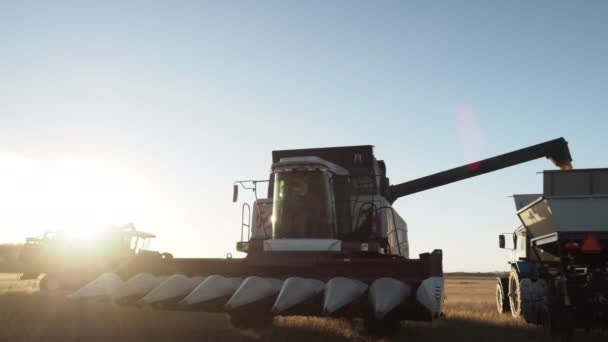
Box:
[0,244,23,273]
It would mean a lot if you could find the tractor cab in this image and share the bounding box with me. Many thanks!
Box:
[498,226,528,262]
[120,224,156,254]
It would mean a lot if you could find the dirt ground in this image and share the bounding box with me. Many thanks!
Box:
[0,273,606,342]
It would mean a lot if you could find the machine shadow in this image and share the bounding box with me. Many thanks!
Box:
[397,316,608,342]
[242,315,608,342]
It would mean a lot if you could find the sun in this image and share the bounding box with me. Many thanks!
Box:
[0,154,163,242]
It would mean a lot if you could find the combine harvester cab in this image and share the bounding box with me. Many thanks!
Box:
[497,168,608,337]
[71,138,573,334]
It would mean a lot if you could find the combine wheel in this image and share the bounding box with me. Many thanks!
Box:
[39,274,61,291]
[228,311,273,329]
[508,268,523,318]
[496,278,510,314]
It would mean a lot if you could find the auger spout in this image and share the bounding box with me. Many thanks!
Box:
[388,137,572,202]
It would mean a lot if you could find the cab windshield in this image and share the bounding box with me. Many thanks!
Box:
[272,170,336,239]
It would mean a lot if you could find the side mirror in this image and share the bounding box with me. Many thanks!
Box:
[233,184,239,203]
[499,235,505,249]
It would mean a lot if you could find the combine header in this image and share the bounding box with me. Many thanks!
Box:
[69,138,572,333]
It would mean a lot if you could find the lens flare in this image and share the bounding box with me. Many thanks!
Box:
[457,105,484,166]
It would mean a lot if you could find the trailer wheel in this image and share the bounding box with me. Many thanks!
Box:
[39,274,61,291]
[496,278,510,314]
[508,268,522,318]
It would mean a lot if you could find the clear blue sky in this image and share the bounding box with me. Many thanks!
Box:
[1,1,607,271]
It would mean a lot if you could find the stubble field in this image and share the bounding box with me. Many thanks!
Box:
[0,273,605,342]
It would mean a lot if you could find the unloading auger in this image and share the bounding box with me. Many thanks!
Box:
[68,138,572,333]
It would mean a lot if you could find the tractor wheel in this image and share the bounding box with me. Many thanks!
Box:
[508,268,523,318]
[39,274,61,292]
[496,278,510,314]
[229,311,273,329]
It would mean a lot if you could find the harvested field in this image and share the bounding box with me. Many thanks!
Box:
[0,273,605,341]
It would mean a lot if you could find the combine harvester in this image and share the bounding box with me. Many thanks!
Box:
[497,168,608,337]
[69,138,572,333]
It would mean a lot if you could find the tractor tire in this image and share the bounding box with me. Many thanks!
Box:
[39,274,61,292]
[508,268,523,318]
[496,278,510,314]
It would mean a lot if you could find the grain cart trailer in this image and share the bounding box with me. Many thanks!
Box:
[497,168,608,337]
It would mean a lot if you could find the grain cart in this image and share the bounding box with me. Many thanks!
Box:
[497,169,608,337]
[71,138,571,334]
[19,223,157,291]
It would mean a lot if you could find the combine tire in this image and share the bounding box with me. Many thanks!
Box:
[496,278,510,314]
[39,274,61,291]
[508,268,523,318]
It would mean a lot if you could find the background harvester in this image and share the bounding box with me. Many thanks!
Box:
[497,168,608,337]
[19,223,157,291]
[70,138,572,333]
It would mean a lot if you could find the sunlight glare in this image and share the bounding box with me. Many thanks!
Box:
[0,153,165,242]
